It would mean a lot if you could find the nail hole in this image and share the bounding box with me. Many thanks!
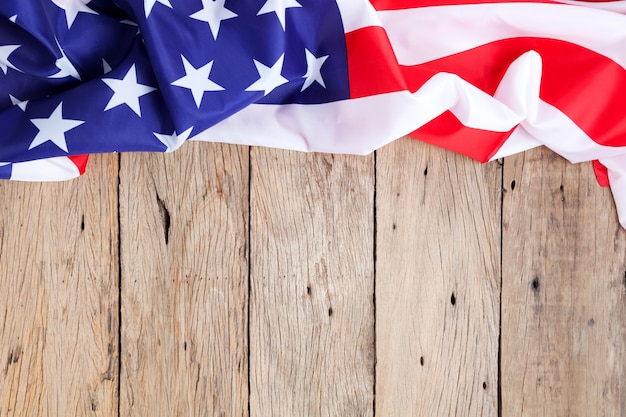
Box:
[510,180,516,191]
[531,277,540,293]
[450,292,456,306]
[420,356,424,366]
[328,307,333,317]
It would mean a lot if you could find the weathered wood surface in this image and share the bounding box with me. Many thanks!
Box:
[119,143,249,417]
[249,149,375,417]
[376,139,501,416]
[1,141,625,417]
[0,153,119,417]
[502,148,626,416]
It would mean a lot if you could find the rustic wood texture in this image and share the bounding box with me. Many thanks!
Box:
[376,138,501,416]
[249,149,375,417]
[2,141,626,417]
[119,143,249,417]
[501,147,626,416]
[0,153,119,417]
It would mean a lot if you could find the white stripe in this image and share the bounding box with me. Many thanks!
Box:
[490,99,626,162]
[192,92,426,154]
[527,101,626,163]
[334,0,380,32]
[10,156,80,181]
[489,126,541,159]
[377,3,626,68]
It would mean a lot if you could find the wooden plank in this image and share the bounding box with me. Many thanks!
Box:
[249,149,375,417]
[375,138,501,416]
[501,147,626,416]
[0,154,119,417]
[119,143,249,417]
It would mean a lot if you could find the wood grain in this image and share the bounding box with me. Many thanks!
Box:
[249,149,375,417]
[119,143,249,417]
[501,148,626,416]
[375,138,501,417]
[4,140,626,417]
[0,154,119,417]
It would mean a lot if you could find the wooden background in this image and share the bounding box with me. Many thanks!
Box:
[1,138,625,416]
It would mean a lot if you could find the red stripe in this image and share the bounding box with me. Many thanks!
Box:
[408,111,515,162]
[592,160,610,186]
[370,0,606,10]
[346,26,439,98]
[346,26,626,150]
[345,26,409,99]
[68,154,89,175]
[371,0,554,10]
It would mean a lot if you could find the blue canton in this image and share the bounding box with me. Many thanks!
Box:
[0,0,349,163]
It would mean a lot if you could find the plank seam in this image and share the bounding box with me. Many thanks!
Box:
[117,152,122,417]
[498,157,504,417]
[247,146,252,417]
[373,150,378,417]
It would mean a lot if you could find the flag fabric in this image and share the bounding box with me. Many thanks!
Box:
[2,0,626,226]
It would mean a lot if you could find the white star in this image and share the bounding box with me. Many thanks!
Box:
[102,64,157,117]
[29,102,84,152]
[50,0,98,29]
[190,0,237,40]
[171,56,224,108]
[9,95,28,111]
[9,15,17,23]
[301,49,328,91]
[49,39,81,80]
[0,45,21,75]
[257,0,301,30]
[144,0,172,18]
[154,127,193,152]
[245,54,289,96]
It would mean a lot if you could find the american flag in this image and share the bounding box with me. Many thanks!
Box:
[2,0,626,226]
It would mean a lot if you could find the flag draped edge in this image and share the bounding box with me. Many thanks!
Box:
[2,0,626,227]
